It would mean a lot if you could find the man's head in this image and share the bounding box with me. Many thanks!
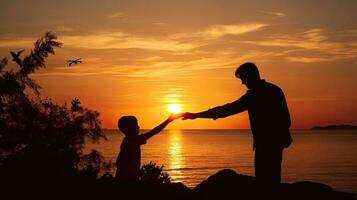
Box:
[118,116,140,136]
[235,62,261,89]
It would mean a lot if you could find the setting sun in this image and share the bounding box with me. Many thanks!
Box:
[168,104,182,114]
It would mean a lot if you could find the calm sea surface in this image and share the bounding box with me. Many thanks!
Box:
[85,129,357,193]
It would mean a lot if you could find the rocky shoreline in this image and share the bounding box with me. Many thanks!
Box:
[4,169,355,200]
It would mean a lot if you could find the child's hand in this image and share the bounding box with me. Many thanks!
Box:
[167,113,182,122]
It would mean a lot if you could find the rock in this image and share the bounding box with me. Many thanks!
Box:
[192,169,356,200]
[193,169,254,198]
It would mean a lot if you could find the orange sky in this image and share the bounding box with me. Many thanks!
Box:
[1,0,356,129]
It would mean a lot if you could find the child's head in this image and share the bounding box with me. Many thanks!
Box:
[118,115,140,136]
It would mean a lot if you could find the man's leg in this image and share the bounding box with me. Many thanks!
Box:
[254,147,283,184]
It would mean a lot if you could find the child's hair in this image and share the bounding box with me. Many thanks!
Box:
[118,115,137,135]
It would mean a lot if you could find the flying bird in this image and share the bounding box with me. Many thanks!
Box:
[67,58,82,66]
[10,49,25,67]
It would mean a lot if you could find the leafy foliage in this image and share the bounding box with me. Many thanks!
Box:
[0,32,108,181]
[140,161,171,184]
[77,149,115,179]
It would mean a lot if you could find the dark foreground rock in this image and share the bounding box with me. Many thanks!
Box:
[1,169,355,200]
[193,169,356,200]
[1,176,191,200]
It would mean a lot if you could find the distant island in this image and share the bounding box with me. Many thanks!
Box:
[311,124,357,130]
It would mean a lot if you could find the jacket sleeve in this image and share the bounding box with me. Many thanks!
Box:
[279,89,291,128]
[198,94,249,120]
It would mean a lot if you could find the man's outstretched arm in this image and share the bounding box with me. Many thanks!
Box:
[182,94,248,120]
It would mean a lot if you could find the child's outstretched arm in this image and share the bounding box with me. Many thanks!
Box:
[142,114,180,140]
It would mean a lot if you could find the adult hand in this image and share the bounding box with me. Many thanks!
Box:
[181,112,196,120]
[167,113,182,122]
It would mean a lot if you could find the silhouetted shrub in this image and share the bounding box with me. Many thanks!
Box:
[140,161,171,184]
[0,32,109,183]
[77,149,115,179]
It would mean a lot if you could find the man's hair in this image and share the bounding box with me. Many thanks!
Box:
[235,62,260,79]
[118,115,137,134]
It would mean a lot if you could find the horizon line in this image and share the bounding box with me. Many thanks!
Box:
[102,128,341,131]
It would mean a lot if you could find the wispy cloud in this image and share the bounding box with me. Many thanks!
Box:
[261,11,287,18]
[198,23,268,39]
[60,23,267,51]
[3,24,356,78]
[108,12,126,19]
[32,49,269,78]
[151,22,167,26]
[245,29,333,50]
[61,32,198,51]
[244,29,357,62]
[0,22,267,53]
[286,56,343,63]
[173,23,268,40]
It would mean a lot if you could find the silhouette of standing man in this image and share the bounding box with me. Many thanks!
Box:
[182,62,292,184]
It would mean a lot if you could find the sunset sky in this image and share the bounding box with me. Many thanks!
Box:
[1,0,356,129]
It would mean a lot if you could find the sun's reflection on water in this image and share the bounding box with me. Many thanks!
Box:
[168,129,185,182]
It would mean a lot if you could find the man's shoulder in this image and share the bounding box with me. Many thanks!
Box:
[263,80,283,92]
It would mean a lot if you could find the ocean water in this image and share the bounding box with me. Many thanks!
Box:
[85,129,357,193]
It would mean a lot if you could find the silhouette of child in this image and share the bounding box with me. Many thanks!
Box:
[115,114,180,181]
